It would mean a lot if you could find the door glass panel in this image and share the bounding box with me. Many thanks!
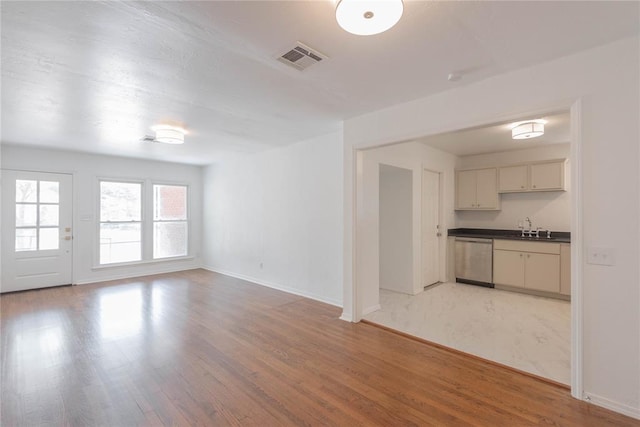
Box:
[16,204,37,226]
[16,228,37,251]
[16,180,37,203]
[39,181,59,203]
[15,180,63,251]
[39,205,59,226]
[39,228,59,250]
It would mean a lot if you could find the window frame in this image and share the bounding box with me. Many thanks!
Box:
[152,183,190,260]
[96,178,144,266]
[94,178,191,268]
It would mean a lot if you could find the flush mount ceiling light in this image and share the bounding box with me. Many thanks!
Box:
[511,120,546,140]
[152,125,187,144]
[336,0,404,36]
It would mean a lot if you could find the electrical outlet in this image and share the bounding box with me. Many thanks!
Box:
[587,247,615,266]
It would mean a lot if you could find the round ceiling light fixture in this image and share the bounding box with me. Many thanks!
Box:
[336,0,404,36]
[511,120,546,140]
[152,124,187,144]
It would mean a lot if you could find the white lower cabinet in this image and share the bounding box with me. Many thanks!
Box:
[524,252,560,293]
[493,240,562,296]
[493,249,525,288]
[560,243,571,295]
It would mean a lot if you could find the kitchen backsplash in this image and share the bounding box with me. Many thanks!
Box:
[455,190,571,231]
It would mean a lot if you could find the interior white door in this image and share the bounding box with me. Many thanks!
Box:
[1,170,73,293]
[422,169,440,286]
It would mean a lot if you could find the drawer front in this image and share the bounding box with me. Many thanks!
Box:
[493,239,560,254]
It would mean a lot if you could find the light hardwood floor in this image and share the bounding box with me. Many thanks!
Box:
[1,269,638,426]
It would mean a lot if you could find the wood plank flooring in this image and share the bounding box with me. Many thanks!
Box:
[1,269,638,426]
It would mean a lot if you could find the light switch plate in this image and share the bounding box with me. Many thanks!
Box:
[587,247,615,266]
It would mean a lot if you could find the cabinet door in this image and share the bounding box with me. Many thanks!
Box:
[493,250,525,288]
[475,168,498,209]
[530,161,565,191]
[456,170,477,209]
[525,253,560,293]
[498,165,528,192]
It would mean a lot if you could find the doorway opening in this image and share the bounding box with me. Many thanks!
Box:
[379,164,414,295]
[355,106,579,390]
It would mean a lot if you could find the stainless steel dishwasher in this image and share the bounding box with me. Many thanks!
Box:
[455,237,494,287]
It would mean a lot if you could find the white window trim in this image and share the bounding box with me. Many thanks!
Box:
[91,255,195,270]
[152,183,190,260]
[96,178,144,266]
[94,178,191,268]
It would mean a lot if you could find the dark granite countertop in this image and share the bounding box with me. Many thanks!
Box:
[448,228,571,243]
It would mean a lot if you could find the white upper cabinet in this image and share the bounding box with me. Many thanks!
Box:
[455,168,499,210]
[498,159,566,193]
[530,161,565,191]
[475,168,499,208]
[498,165,528,192]
[456,170,477,209]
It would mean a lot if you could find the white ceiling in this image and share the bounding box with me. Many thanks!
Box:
[420,111,570,157]
[1,1,638,165]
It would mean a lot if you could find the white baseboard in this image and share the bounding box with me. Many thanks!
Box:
[584,392,640,420]
[202,265,343,308]
[362,304,381,316]
[339,312,354,322]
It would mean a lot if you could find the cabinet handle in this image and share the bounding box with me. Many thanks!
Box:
[527,254,531,258]
[533,185,537,188]
[520,254,523,257]
[521,186,525,189]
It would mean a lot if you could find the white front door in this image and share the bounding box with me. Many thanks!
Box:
[422,169,440,286]
[1,170,73,292]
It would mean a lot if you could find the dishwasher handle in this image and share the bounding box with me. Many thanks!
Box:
[454,237,493,244]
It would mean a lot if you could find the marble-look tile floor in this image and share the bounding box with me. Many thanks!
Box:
[364,282,570,384]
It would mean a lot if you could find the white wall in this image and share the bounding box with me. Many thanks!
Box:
[379,164,413,294]
[202,132,343,306]
[456,144,571,231]
[359,141,457,311]
[344,36,640,418]
[1,145,203,284]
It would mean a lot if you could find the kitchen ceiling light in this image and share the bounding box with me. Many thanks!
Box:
[336,0,404,36]
[512,121,545,140]
[152,125,187,144]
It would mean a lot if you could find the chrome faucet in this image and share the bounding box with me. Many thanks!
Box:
[519,217,551,239]
[521,217,542,238]
[521,217,533,237]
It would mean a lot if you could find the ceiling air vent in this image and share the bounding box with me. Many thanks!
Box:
[277,42,327,71]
